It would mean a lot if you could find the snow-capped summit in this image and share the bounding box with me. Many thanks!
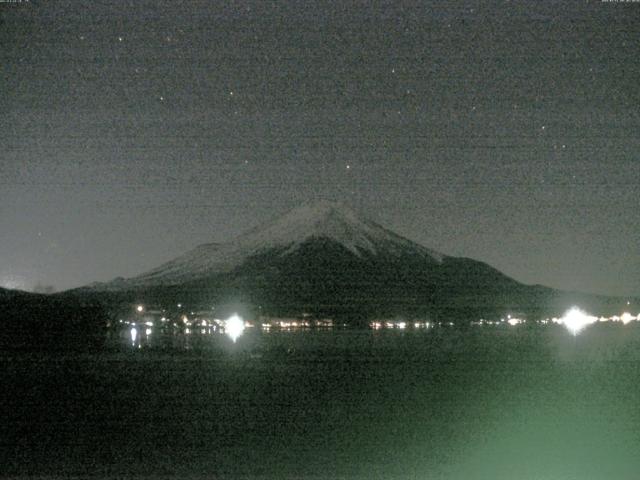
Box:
[74,202,622,323]
[97,200,445,289]
[234,200,443,259]
[78,201,557,323]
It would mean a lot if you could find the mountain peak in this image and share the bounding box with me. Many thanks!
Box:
[95,201,445,288]
[253,200,361,231]
[290,200,357,219]
[241,200,368,244]
[237,200,436,259]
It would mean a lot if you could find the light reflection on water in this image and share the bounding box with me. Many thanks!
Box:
[14,321,640,478]
[224,314,245,342]
[117,321,333,350]
[113,320,640,361]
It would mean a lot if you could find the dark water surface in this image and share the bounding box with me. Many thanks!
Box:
[2,325,640,479]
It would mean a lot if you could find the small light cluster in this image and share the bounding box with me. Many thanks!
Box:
[474,308,640,336]
[549,308,639,335]
[121,303,640,348]
[259,318,335,330]
[369,321,433,330]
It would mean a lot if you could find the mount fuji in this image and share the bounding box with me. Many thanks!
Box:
[99,200,445,289]
[79,201,624,321]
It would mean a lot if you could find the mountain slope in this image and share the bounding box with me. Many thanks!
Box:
[79,201,629,321]
[94,201,445,289]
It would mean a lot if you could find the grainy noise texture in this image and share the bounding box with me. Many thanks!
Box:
[1,0,638,296]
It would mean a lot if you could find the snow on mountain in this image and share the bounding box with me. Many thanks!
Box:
[95,201,445,289]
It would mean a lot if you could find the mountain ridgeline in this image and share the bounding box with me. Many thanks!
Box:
[80,201,627,322]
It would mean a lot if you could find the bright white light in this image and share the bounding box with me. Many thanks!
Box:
[145,328,152,335]
[507,318,519,326]
[130,327,137,344]
[620,312,634,325]
[136,305,144,313]
[561,307,596,335]
[225,314,245,342]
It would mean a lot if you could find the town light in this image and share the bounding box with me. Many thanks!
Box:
[225,314,245,342]
[561,307,596,335]
[620,312,634,325]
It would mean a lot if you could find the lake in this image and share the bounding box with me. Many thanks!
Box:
[2,324,640,479]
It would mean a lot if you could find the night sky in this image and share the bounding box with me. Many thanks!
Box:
[1,0,638,296]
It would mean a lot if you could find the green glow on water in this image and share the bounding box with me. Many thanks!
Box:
[3,326,640,478]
